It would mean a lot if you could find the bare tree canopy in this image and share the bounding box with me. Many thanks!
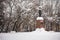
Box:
[0,0,60,32]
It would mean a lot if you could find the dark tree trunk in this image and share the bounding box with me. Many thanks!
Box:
[0,1,5,33]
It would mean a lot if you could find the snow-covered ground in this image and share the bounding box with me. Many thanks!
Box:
[0,28,60,40]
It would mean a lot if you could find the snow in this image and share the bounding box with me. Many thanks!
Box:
[26,9,31,11]
[36,17,44,20]
[28,2,33,6]
[0,28,60,40]
[33,28,46,32]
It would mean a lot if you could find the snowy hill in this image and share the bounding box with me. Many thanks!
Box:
[0,28,60,40]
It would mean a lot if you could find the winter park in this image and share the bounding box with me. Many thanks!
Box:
[0,0,60,40]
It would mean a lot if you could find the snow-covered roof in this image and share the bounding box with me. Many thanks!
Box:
[36,17,44,20]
